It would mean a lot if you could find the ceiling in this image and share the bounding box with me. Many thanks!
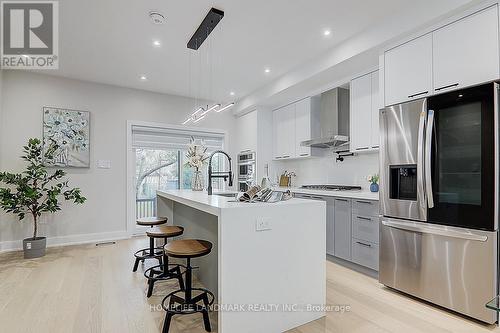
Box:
[48,0,471,106]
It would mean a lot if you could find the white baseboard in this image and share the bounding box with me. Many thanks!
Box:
[0,230,131,253]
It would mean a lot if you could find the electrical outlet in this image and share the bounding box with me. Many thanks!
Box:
[255,217,271,231]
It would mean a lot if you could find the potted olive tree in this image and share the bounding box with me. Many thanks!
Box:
[0,138,86,258]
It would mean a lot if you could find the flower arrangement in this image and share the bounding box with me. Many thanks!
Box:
[367,174,380,193]
[185,139,209,172]
[367,174,379,185]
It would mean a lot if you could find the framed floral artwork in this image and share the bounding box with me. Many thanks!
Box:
[43,107,90,167]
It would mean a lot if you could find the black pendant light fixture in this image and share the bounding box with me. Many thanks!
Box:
[183,8,234,125]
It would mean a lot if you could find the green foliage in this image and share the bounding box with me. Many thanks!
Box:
[0,138,86,238]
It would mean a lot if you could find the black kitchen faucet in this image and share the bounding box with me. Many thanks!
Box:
[207,150,233,195]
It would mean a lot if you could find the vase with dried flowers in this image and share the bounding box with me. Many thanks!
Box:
[185,139,209,191]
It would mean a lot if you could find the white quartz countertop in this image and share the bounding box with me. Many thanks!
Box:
[274,186,379,201]
[157,189,325,216]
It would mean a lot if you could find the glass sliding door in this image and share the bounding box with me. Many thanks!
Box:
[130,124,226,233]
[135,148,180,233]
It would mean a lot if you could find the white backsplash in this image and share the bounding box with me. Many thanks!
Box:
[271,151,379,190]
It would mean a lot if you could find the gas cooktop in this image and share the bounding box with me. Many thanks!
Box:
[299,185,362,191]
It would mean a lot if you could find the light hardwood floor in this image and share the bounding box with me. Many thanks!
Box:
[0,237,498,333]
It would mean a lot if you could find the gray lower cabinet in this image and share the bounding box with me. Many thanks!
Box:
[351,239,379,270]
[334,198,352,261]
[352,199,379,217]
[296,192,379,271]
[294,193,335,256]
[325,197,335,256]
[352,215,379,244]
[351,199,379,271]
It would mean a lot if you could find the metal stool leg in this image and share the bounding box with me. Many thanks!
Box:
[133,258,140,272]
[162,312,174,333]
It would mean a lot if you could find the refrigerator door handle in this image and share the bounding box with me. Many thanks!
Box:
[417,110,427,210]
[381,220,488,241]
[425,110,435,208]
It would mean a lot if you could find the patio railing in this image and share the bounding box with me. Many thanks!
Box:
[136,198,156,219]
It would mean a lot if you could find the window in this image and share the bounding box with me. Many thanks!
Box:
[132,125,225,220]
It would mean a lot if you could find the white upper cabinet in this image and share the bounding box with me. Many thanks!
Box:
[383,4,500,106]
[295,98,312,158]
[272,107,284,159]
[433,5,499,93]
[273,103,296,160]
[350,73,372,151]
[350,70,380,152]
[272,98,317,160]
[370,71,380,148]
[236,110,258,153]
[282,104,296,159]
[384,33,433,106]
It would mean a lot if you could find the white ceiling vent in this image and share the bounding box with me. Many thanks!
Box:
[149,11,166,25]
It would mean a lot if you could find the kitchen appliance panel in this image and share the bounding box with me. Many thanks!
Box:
[379,218,497,323]
[237,151,256,191]
[380,99,427,221]
[427,83,496,231]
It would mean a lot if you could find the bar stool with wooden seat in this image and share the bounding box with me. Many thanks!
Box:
[132,217,168,272]
[161,239,215,333]
[143,225,185,297]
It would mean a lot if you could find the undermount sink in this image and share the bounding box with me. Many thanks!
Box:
[212,193,237,197]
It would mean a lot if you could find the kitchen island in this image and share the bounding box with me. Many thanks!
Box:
[156,190,326,333]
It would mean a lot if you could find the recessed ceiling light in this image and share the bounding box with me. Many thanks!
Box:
[139,75,148,81]
[323,29,331,36]
[153,40,161,47]
[230,91,235,96]
[264,68,271,73]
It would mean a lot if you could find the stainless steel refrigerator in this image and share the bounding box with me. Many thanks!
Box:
[379,82,499,324]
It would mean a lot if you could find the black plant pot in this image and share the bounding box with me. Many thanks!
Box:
[23,237,47,259]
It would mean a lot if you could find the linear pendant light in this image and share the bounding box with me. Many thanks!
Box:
[193,115,206,123]
[182,7,234,125]
[216,102,234,113]
[199,104,221,117]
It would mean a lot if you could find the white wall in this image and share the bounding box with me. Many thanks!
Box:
[0,71,237,250]
[0,70,3,171]
[272,152,379,189]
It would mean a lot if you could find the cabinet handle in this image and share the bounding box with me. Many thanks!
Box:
[283,155,290,158]
[356,200,372,205]
[357,216,372,221]
[299,153,309,157]
[372,145,379,148]
[356,147,369,151]
[435,83,459,91]
[408,91,428,98]
[336,198,349,202]
[311,196,324,200]
[275,156,282,159]
[356,241,372,248]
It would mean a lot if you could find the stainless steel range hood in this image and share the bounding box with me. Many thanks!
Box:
[301,87,350,149]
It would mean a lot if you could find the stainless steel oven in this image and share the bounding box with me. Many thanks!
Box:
[238,151,256,192]
[379,82,499,324]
